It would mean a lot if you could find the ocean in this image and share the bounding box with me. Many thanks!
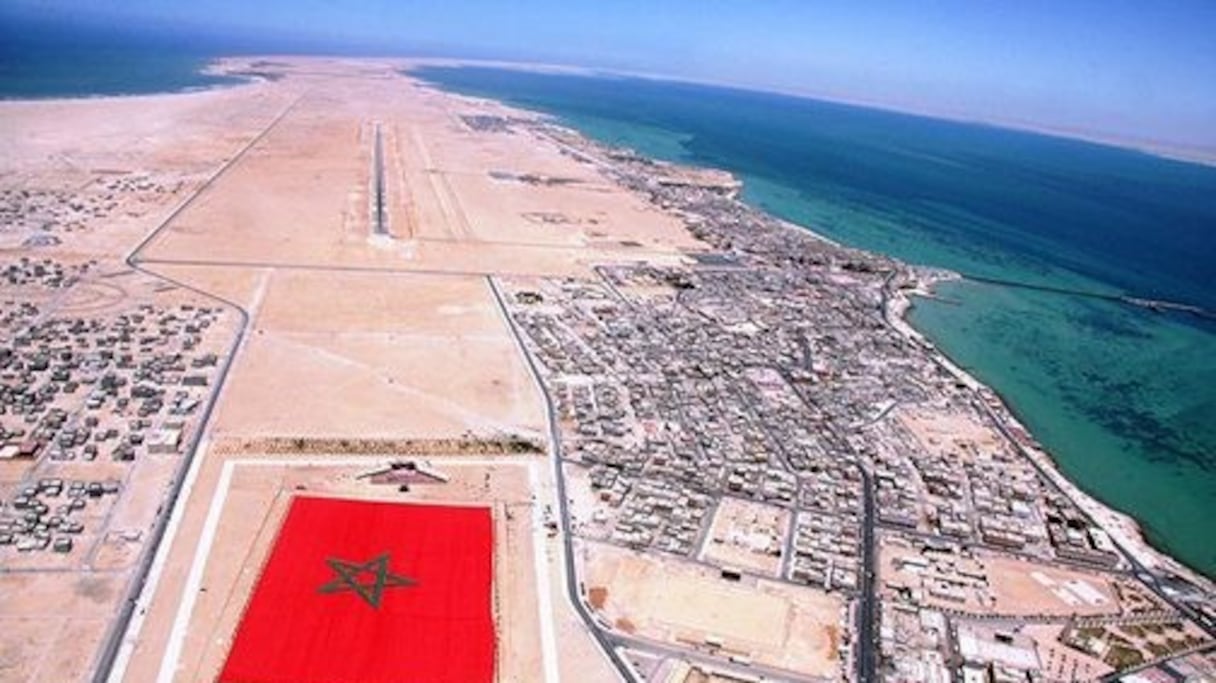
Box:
[412,66,1216,577]
[1,37,1211,577]
[0,21,243,99]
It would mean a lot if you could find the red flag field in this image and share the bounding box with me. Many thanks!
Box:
[218,496,495,683]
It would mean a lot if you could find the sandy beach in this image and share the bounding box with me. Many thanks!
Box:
[0,55,1210,683]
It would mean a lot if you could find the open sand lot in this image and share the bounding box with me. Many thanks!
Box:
[137,61,698,278]
[698,497,790,577]
[0,573,122,682]
[74,58,683,683]
[0,88,278,683]
[2,56,709,682]
[124,59,703,445]
[117,56,698,674]
[880,538,1123,617]
[0,80,297,260]
[207,268,544,440]
[896,404,1007,460]
[983,555,1120,615]
[583,540,843,679]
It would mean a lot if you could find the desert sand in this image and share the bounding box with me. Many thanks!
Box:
[1,56,702,682]
[8,53,1202,683]
[583,540,844,678]
[106,57,697,683]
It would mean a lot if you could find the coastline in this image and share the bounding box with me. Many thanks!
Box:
[0,80,259,108]
[2,55,1209,682]
[403,64,1215,590]
[400,57,1216,170]
[6,52,1206,589]
[0,55,255,103]
[888,278,1215,594]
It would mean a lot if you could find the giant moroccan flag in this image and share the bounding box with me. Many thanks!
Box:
[219,496,495,683]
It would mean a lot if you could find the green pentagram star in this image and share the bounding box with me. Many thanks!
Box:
[317,553,415,608]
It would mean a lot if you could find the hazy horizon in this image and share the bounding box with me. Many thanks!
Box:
[3,1,1215,161]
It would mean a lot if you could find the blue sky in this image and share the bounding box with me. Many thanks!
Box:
[5,0,1216,154]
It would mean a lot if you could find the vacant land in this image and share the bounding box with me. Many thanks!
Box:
[583,540,843,678]
[880,540,1123,617]
[68,57,699,683]
[1,56,705,683]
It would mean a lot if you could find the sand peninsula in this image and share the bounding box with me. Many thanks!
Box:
[0,56,1211,683]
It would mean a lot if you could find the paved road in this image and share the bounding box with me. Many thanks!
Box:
[775,362,878,680]
[92,92,306,683]
[880,272,1216,641]
[606,630,830,682]
[855,464,879,681]
[979,398,1216,639]
[486,276,637,681]
[372,122,388,236]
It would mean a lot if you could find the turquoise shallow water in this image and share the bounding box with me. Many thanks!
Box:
[910,282,1216,560]
[415,66,1216,577]
[0,36,1211,575]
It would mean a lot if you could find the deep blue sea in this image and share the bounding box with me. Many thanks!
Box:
[413,67,1216,577]
[0,34,1211,576]
[0,20,242,99]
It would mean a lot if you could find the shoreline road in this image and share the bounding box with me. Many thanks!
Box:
[882,273,1216,642]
